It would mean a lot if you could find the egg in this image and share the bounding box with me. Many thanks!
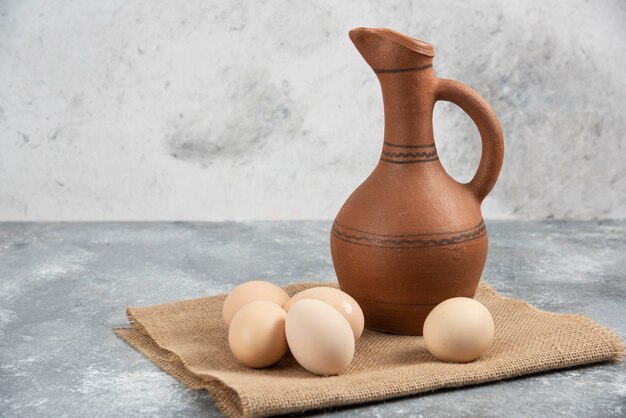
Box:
[423,297,494,363]
[223,280,290,326]
[285,299,355,376]
[285,287,365,340]
[228,300,288,368]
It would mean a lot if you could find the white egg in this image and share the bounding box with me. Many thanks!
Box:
[285,299,355,376]
[423,297,494,363]
[284,287,364,340]
[223,280,289,326]
[228,300,288,368]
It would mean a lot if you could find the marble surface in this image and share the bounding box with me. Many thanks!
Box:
[1,0,625,221]
[0,220,624,417]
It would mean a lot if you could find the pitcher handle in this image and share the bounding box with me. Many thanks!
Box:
[435,79,505,202]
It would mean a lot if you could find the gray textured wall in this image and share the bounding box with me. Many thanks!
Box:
[1,0,624,220]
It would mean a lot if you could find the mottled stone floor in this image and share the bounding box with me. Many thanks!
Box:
[0,221,624,417]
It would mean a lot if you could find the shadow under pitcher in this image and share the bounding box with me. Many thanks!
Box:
[330,28,505,335]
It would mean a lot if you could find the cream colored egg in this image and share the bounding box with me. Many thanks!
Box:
[285,299,355,376]
[285,287,365,340]
[423,297,494,363]
[223,280,289,326]
[228,300,288,368]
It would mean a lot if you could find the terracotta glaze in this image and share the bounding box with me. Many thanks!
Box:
[330,28,505,335]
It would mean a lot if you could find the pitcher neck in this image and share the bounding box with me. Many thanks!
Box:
[348,28,437,148]
[378,66,437,147]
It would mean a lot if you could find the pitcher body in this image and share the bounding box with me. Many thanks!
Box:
[331,28,504,335]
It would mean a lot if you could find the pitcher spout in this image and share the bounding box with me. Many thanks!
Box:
[349,27,435,72]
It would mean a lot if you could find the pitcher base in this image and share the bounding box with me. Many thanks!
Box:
[356,298,439,336]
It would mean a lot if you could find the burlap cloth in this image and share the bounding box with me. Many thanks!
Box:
[115,282,623,417]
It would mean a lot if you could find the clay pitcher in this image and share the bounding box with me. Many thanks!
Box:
[330,28,505,335]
